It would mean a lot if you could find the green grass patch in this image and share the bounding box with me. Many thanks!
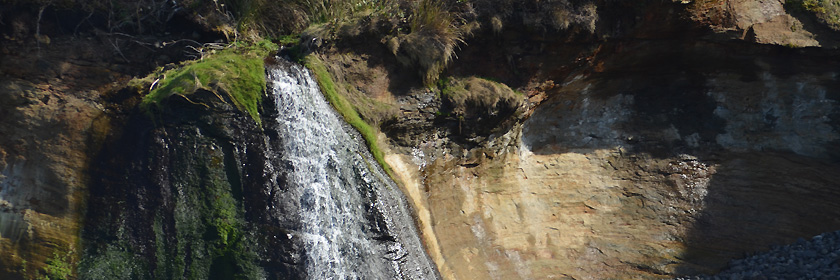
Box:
[303,55,395,179]
[139,41,277,125]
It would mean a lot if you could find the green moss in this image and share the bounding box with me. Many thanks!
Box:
[303,55,395,179]
[162,140,260,279]
[209,190,240,247]
[786,0,840,30]
[139,41,277,125]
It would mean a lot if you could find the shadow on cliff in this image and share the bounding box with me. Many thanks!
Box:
[82,89,305,279]
[668,42,840,276]
[521,38,840,277]
[674,152,840,275]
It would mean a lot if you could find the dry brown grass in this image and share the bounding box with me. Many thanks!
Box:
[440,76,525,116]
[470,0,599,33]
[391,0,475,85]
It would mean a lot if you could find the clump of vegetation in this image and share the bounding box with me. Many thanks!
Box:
[139,40,277,124]
[390,0,474,85]
[304,55,395,178]
[42,249,73,280]
[299,0,474,85]
[439,76,525,115]
[296,0,603,85]
[436,76,527,137]
[786,0,840,30]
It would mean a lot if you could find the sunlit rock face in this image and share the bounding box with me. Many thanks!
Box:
[0,78,107,280]
[389,40,840,280]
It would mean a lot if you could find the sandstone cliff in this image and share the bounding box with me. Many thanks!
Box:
[313,1,840,279]
[2,0,840,279]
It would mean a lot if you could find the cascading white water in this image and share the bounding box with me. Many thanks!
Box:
[266,60,438,280]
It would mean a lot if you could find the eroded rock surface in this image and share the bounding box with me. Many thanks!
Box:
[0,74,108,280]
[386,39,840,279]
[3,1,840,279]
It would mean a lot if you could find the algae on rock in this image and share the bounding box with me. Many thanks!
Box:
[79,89,267,279]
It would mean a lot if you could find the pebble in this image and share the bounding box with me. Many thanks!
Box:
[674,230,840,280]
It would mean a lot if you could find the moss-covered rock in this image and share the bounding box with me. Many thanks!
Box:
[138,41,276,125]
[79,89,271,279]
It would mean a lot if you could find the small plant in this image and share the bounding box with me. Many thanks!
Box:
[42,249,73,280]
[436,75,527,123]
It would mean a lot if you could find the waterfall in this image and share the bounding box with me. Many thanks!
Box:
[266,59,438,280]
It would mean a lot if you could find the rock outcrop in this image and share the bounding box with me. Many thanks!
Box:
[3,0,840,279]
[0,5,217,278]
[376,3,840,280]
[0,77,105,280]
[0,31,128,279]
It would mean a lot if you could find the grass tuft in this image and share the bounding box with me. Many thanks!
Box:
[396,0,471,85]
[439,76,523,110]
[139,41,277,125]
[303,55,395,179]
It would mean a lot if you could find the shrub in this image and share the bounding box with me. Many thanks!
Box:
[436,76,527,138]
[439,76,525,114]
[386,0,475,85]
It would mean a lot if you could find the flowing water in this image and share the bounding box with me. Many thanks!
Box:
[266,59,438,279]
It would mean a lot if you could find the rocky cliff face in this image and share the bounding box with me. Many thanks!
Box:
[0,4,220,277]
[0,74,105,280]
[0,28,140,279]
[3,0,840,279]
[385,40,840,279]
[370,3,840,280]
